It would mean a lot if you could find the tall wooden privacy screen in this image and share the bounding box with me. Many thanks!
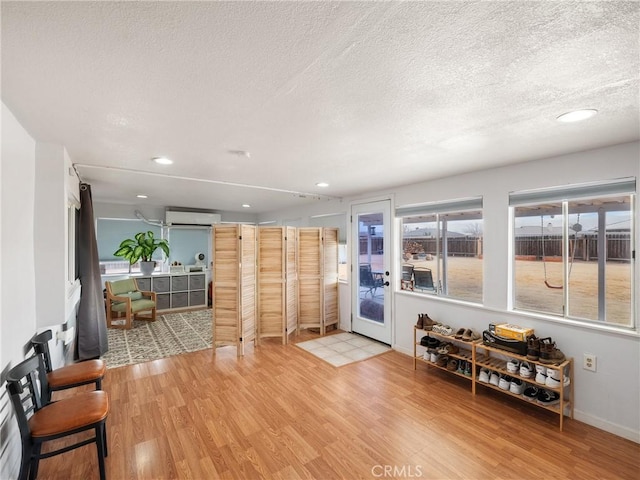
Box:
[297,227,339,334]
[212,224,256,356]
[257,226,297,344]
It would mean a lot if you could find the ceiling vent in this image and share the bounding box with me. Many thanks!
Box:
[165,209,221,226]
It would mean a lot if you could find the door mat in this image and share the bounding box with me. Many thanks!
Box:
[295,332,391,367]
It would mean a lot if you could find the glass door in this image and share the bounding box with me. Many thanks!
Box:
[351,200,392,345]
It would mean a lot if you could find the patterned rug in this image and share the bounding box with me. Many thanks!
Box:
[103,309,212,368]
[295,332,391,367]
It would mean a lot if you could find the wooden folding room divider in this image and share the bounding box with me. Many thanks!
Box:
[212,224,257,356]
[297,227,339,334]
[256,226,297,344]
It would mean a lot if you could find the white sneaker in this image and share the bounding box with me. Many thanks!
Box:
[423,352,430,361]
[520,362,533,378]
[478,368,490,383]
[489,371,500,386]
[498,375,511,391]
[510,378,525,395]
[546,375,570,388]
[535,371,547,385]
[430,352,439,363]
[506,359,520,374]
[546,367,562,381]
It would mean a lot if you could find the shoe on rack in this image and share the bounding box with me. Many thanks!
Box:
[436,355,449,368]
[454,328,466,339]
[535,364,547,385]
[523,386,539,402]
[520,362,534,378]
[463,330,481,342]
[545,375,570,388]
[537,389,560,406]
[430,352,439,363]
[540,340,566,365]
[426,337,441,349]
[447,359,459,372]
[464,362,472,377]
[423,314,437,331]
[489,371,500,386]
[420,336,430,347]
[498,375,512,391]
[509,378,525,395]
[456,360,466,375]
[423,352,430,361]
[527,335,540,361]
[416,314,424,329]
[478,368,490,383]
[440,325,453,336]
[438,343,459,355]
[506,359,520,374]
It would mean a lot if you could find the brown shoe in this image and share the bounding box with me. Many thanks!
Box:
[416,314,424,329]
[454,328,466,339]
[540,340,566,365]
[423,314,437,331]
[526,335,540,361]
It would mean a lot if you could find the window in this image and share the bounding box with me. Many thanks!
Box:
[397,197,483,303]
[96,219,163,274]
[511,178,635,328]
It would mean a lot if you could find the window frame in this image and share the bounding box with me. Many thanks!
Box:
[397,197,484,304]
[509,178,636,329]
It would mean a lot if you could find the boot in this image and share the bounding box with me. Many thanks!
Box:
[422,314,437,331]
[526,335,540,361]
[416,314,424,329]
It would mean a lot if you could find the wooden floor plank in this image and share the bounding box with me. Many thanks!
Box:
[33,329,639,480]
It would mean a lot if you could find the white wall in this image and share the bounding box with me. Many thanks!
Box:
[263,141,640,443]
[1,102,37,480]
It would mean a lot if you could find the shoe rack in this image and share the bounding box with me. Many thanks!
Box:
[413,326,574,431]
[412,326,476,391]
[474,342,573,431]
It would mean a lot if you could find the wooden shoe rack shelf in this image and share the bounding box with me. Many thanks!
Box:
[413,326,574,431]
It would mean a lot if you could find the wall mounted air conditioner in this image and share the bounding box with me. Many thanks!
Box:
[165,209,221,226]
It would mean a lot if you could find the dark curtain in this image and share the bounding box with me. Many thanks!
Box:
[75,183,108,360]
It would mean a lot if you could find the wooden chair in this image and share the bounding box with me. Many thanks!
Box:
[6,354,109,480]
[105,278,157,329]
[30,329,106,403]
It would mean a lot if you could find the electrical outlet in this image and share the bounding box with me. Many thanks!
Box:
[583,353,597,372]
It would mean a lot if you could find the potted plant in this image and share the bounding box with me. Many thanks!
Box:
[113,231,170,275]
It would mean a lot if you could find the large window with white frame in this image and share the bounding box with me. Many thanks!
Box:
[510,178,636,328]
[397,197,483,303]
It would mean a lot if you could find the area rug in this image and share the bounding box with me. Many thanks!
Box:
[102,309,212,368]
[295,332,391,367]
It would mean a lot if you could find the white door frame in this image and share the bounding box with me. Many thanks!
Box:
[350,198,393,345]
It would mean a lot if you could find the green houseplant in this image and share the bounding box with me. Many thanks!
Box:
[113,231,170,275]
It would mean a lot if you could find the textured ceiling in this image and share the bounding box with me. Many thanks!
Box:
[2,1,639,214]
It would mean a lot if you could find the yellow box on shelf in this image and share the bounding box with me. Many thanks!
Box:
[494,323,534,342]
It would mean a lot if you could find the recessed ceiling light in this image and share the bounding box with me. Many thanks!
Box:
[316,182,329,188]
[228,150,251,158]
[242,204,251,208]
[556,109,598,123]
[152,156,173,165]
[136,194,148,199]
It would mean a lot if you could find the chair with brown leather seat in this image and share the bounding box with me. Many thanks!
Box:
[6,354,110,480]
[30,329,106,403]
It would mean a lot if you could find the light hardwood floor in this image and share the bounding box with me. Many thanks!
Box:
[39,330,639,480]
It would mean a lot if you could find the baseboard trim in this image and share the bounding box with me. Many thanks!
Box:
[573,409,640,444]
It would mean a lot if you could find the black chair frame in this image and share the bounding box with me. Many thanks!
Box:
[6,355,108,480]
[30,329,104,402]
